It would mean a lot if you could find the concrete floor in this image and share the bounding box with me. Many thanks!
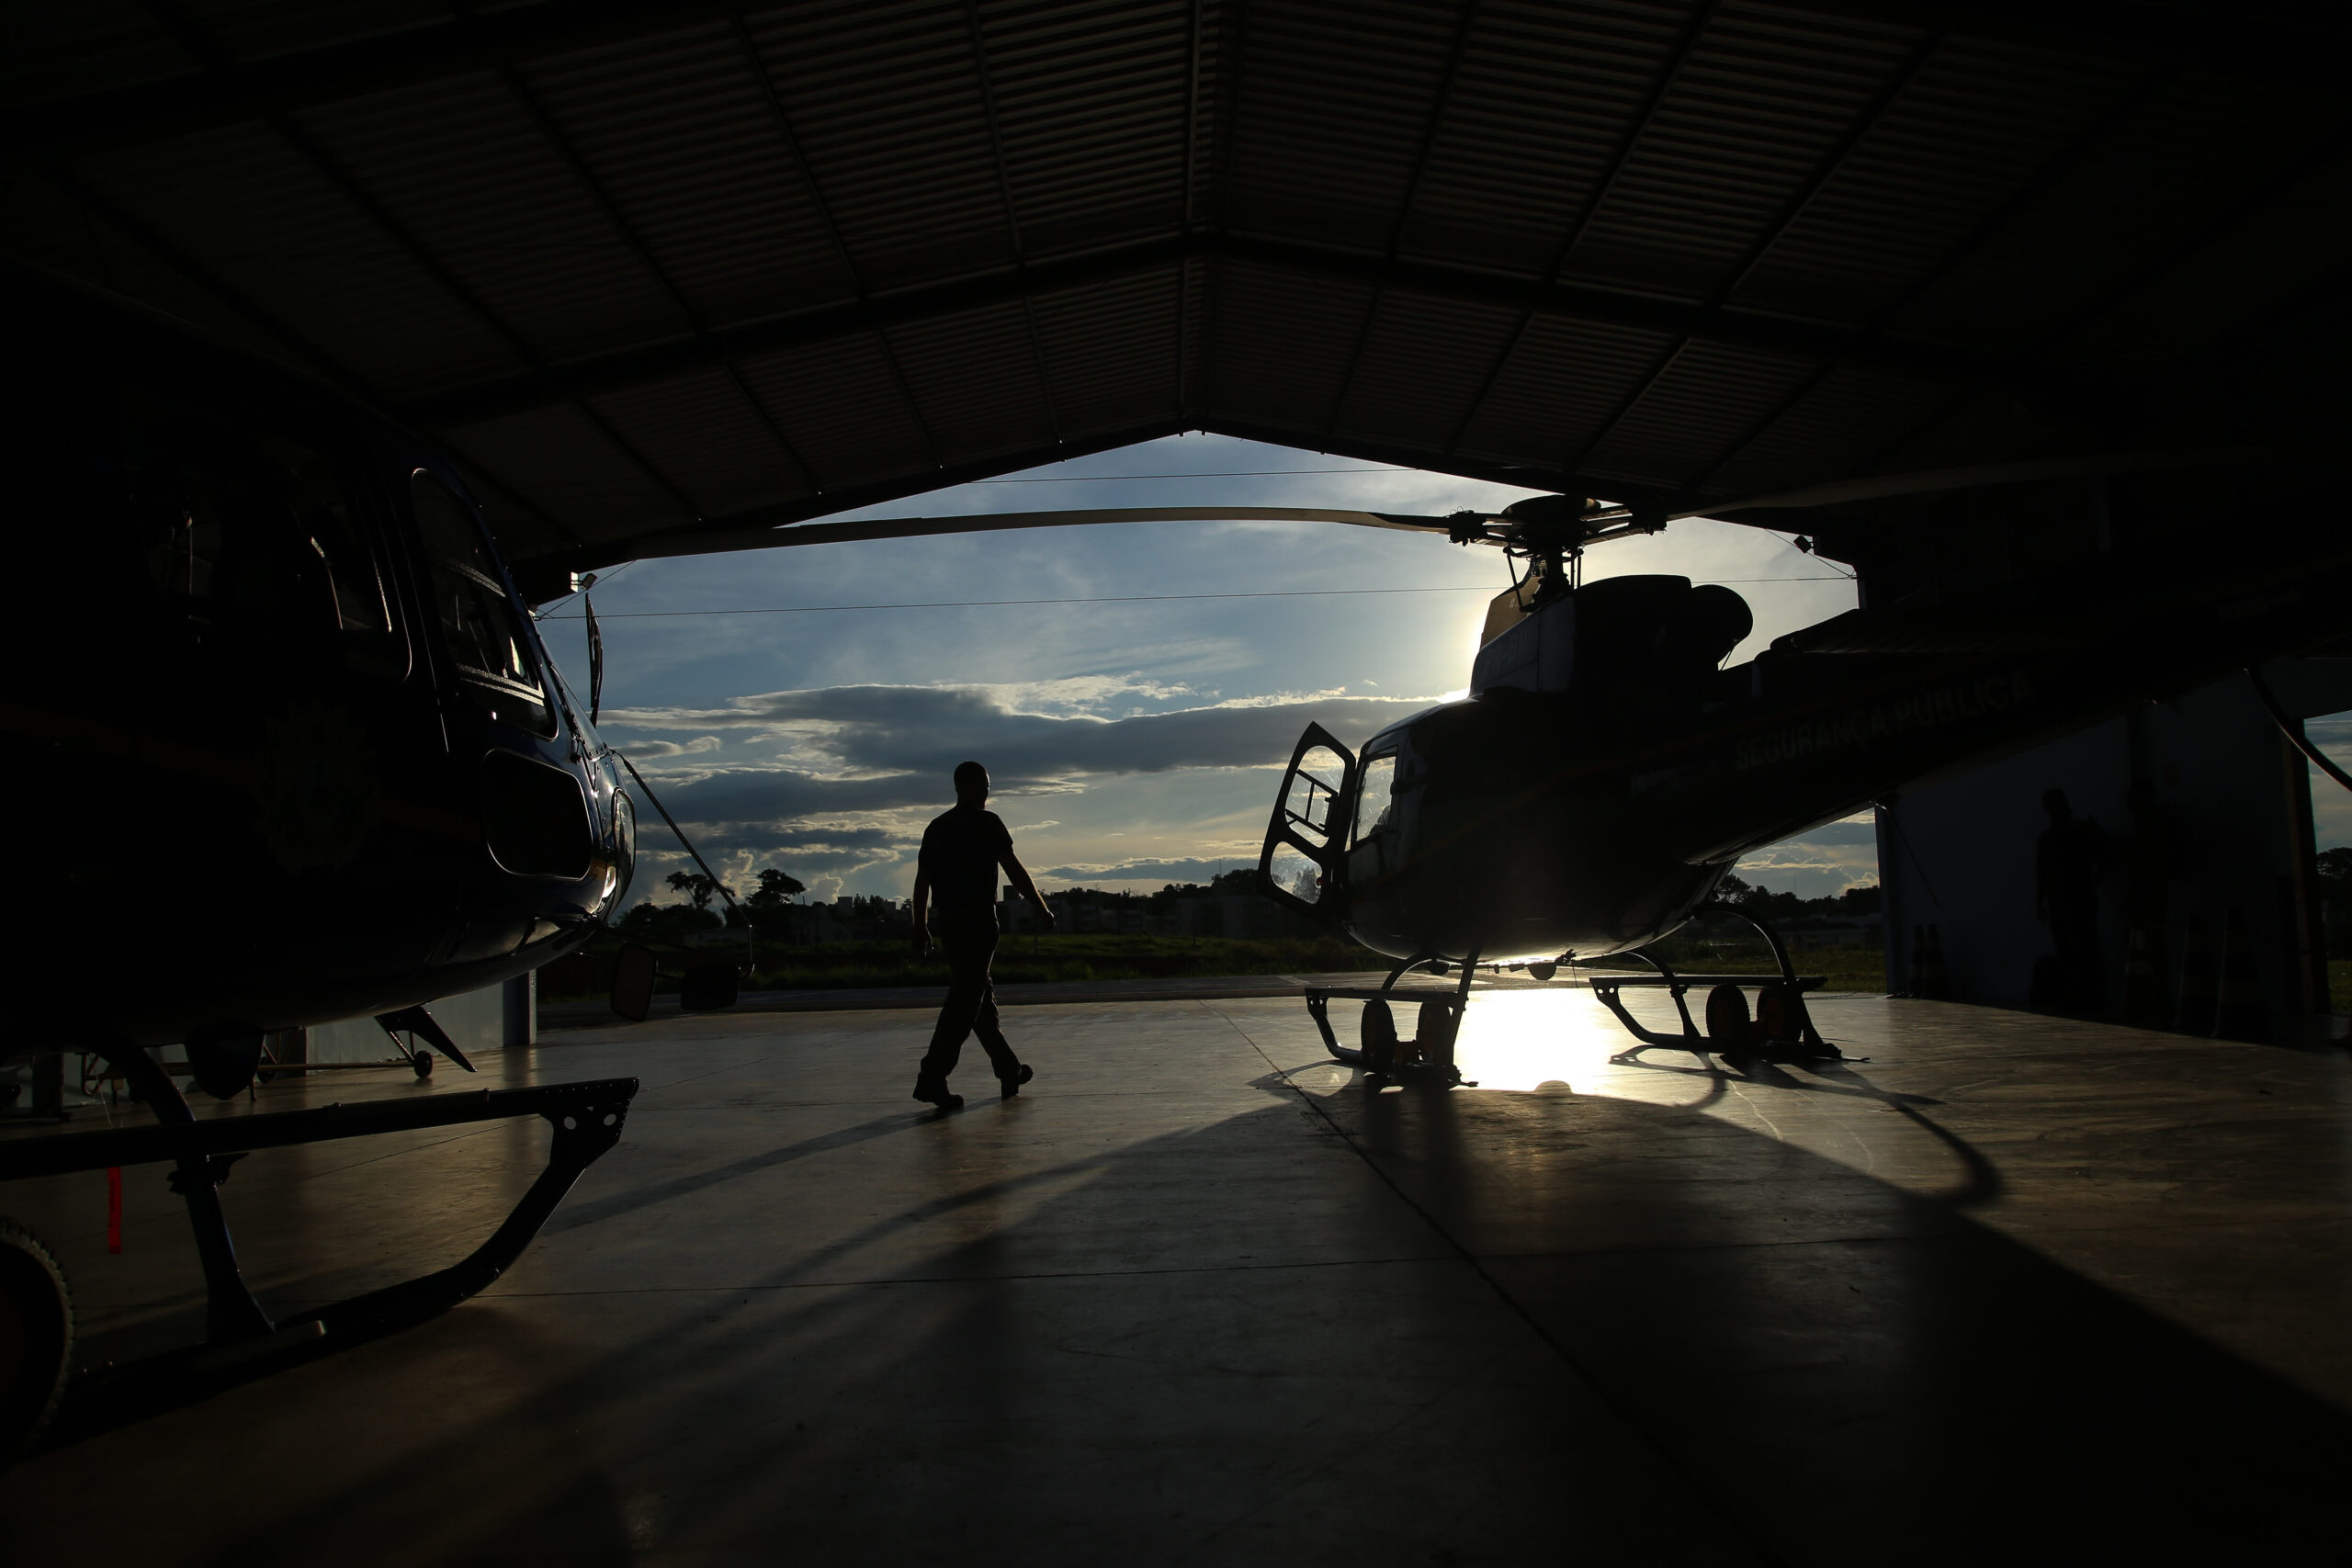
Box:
[5,987,2350,1564]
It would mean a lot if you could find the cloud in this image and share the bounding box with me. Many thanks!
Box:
[610,683,1433,826]
[1736,816,1880,900]
[695,820,919,877]
[616,735,723,760]
[1039,857,1255,883]
[1771,819,1878,846]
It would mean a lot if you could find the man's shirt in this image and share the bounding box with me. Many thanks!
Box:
[920,806,1013,909]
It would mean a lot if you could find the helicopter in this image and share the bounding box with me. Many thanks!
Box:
[1238,472,2352,1074]
[0,264,640,1459]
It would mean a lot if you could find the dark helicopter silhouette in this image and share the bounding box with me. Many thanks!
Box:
[1249,483,2342,976]
[0,265,640,1458]
[2,263,637,1076]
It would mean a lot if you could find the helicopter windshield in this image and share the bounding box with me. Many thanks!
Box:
[412,472,556,737]
[1354,752,1397,844]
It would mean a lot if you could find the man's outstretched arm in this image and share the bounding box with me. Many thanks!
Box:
[1002,852,1056,931]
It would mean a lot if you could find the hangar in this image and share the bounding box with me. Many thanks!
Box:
[4,1,2351,1562]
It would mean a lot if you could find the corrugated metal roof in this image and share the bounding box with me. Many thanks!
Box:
[4,0,2345,576]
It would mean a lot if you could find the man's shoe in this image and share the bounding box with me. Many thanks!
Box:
[912,1077,964,1111]
[1000,1064,1035,1099]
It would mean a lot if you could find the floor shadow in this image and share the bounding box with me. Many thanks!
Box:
[11,1083,2350,1565]
[544,1110,927,1234]
[1317,1081,2339,1562]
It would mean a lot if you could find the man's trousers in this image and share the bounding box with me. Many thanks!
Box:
[920,908,1023,1084]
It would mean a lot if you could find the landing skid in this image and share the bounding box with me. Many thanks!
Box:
[1589,908,1853,1066]
[1305,953,1481,1088]
[0,1043,636,1453]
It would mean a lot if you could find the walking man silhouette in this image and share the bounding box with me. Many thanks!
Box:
[910,761,1056,1111]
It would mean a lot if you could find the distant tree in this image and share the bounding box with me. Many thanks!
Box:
[1713,873,1880,922]
[2318,850,2352,956]
[748,867,805,908]
[665,870,718,910]
[616,898,721,944]
[1836,883,1883,916]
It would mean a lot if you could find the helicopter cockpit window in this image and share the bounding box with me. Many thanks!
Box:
[266,434,404,680]
[1354,752,1397,846]
[112,394,404,680]
[1269,742,1349,908]
[411,473,556,737]
[1283,745,1348,839]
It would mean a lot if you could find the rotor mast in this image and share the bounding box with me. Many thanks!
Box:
[1449,493,1666,610]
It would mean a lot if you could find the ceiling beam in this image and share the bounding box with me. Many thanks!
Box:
[7,0,2340,171]
[401,231,2052,432]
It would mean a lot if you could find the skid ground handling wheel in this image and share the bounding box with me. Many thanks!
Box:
[1306,953,1483,1088]
[0,1219,73,1464]
[1594,908,1851,1066]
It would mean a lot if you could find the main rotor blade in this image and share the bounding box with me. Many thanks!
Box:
[1678,447,2259,519]
[626,506,1458,562]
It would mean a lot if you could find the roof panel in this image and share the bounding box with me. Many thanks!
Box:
[444,401,696,541]
[1401,0,1690,277]
[588,368,816,517]
[3,0,2344,567]
[1700,366,1957,499]
[888,300,1061,463]
[1885,70,2347,355]
[1453,313,1682,466]
[1729,39,2143,327]
[982,0,1194,239]
[1332,290,1524,450]
[749,1,1025,291]
[517,24,861,330]
[1032,262,1186,435]
[178,0,449,66]
[1221,0,1465,253]
[735,333,941,492]
[0,1,190,107]
[1577,339,1822,487]
[294,68,695,364]
[1560,6,1925,302]
[1206,260,1378,432]
[78,119,526,398]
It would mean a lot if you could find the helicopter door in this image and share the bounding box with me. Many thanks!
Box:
[1258,725,1356,920]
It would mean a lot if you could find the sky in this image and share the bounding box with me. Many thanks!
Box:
[532,434,1878,908]
[2307,719,2352,852]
